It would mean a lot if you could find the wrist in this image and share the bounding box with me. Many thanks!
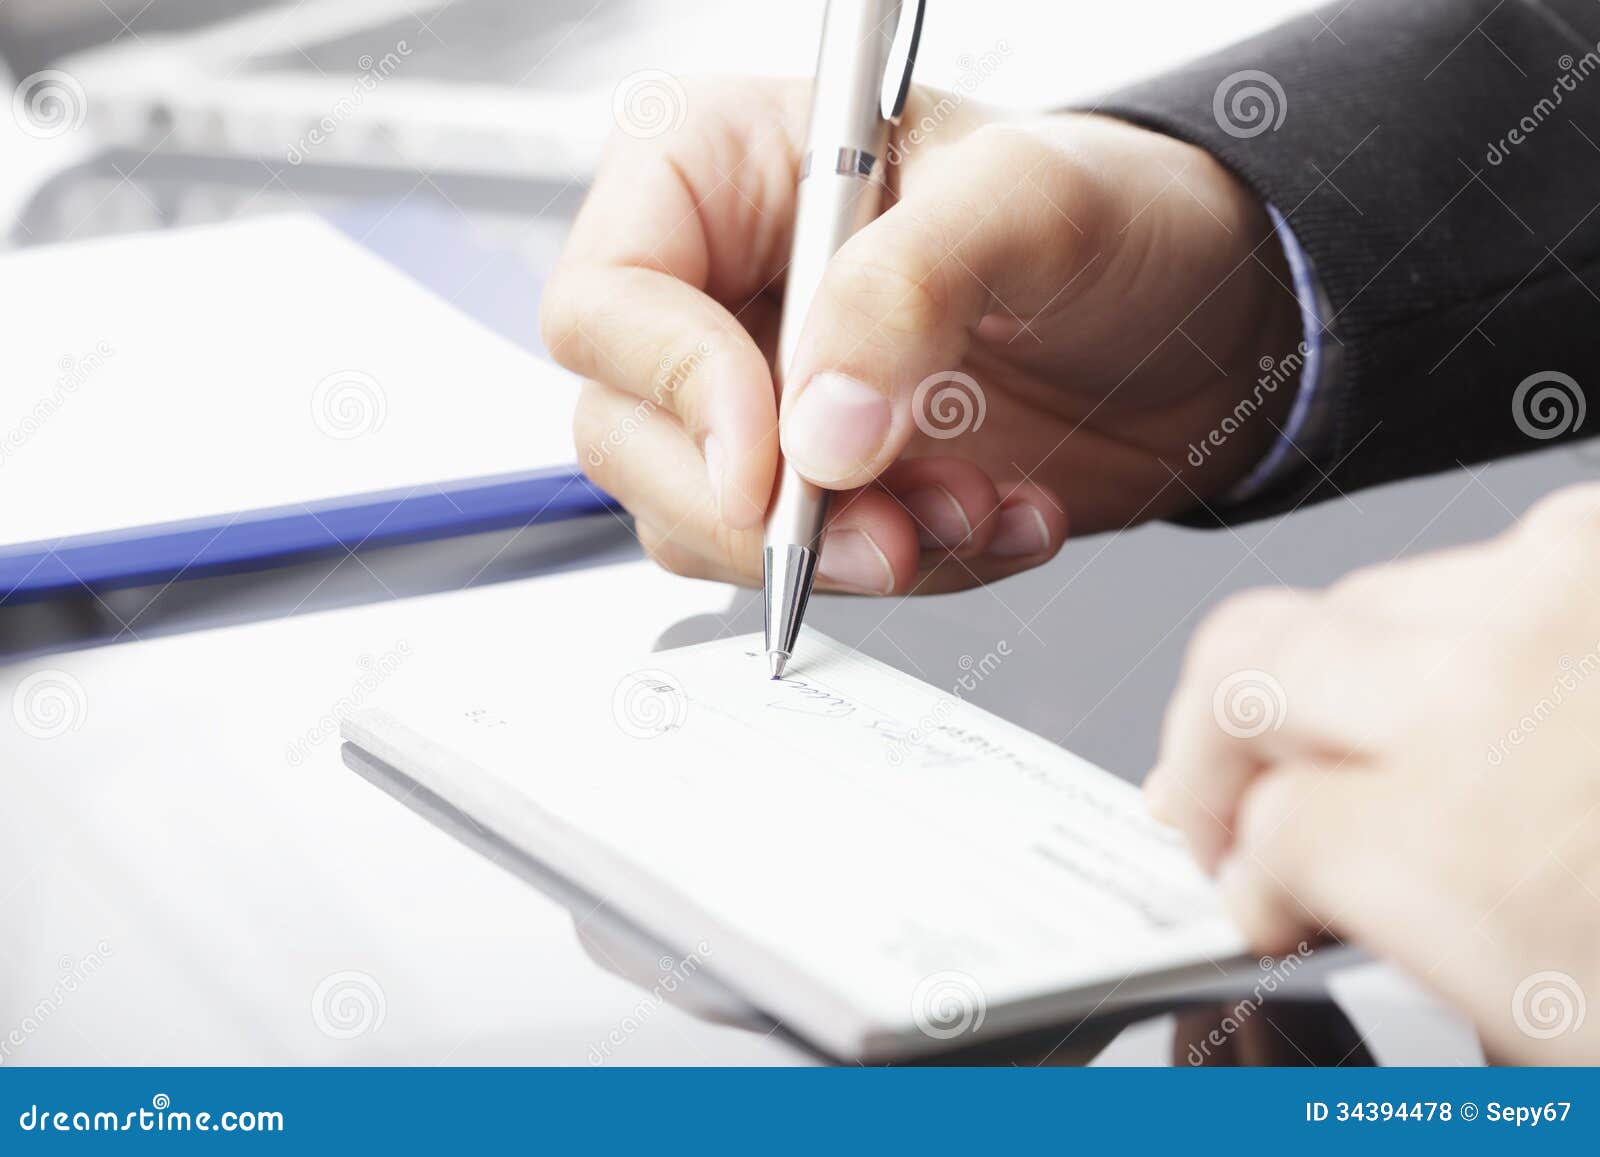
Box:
[1179,166,1303,502]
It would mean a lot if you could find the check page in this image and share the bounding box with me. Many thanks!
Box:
[347,632,1244,1057]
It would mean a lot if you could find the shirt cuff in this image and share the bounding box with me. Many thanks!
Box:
[1221,206,1339,504]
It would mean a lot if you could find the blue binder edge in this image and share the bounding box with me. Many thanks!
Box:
[3,207,621,604]
[0,465,619,604]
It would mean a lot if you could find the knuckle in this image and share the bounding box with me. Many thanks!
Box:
[651,546,693,579]
[1226,901,1278,955]
[1186,589,1302,674]
[704,519,760,580]
[642,543,684,578]
[598,120,671,167]
[537,274,581,362]
[981,123,1109,226]
[1327,562,1390,603]
[1513,498,1600,616]
[572,385,622,478]
[963,121,1051,172]
[1213,851,1288,951]
[597,76,740,168]
[632,490,757,584]
[824,245,950,339]
[639,336,715,423]
[1524,482,1600,540]
[636,523,692,577]
[1232,773,1301,862]
[958,122,1038,177]
[1525,544,1595,604]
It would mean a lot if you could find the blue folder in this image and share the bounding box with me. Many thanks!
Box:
[0,206,618,604]
[0,465,618,602]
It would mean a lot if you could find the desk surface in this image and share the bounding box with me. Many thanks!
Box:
[1,204,1580,1068]
[0,519,1493,1066]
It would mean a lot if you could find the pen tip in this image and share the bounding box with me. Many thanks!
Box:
[768,652,788,680]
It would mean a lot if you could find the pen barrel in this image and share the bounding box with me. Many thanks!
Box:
[765,0,902,553]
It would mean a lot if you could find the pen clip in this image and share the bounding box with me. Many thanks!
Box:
[879,0,925,124]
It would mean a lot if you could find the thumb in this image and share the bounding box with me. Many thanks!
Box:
[778,174,1022,489]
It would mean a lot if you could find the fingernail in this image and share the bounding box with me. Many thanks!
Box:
[903,484,971,550]
[782,373,891,482]
[819,528,894,594]
[703,433,727,523]
[987,500,1050,558]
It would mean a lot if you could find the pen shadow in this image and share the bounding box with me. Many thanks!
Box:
[648,599,765,653]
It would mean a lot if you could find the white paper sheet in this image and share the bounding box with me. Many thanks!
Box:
[0,214,579,545]
[346,631,1245,1059]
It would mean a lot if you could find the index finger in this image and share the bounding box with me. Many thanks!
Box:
[543,82,809,526]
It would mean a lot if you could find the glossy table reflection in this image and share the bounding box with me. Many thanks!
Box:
[343,742,1380,1068]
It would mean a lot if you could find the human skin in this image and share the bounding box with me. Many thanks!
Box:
[540,78,1300,596]
[1148,483,1600,1064]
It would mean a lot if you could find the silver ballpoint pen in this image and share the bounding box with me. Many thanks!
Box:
[763,0,924,680]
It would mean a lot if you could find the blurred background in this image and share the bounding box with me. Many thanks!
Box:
[0,0,1316,254]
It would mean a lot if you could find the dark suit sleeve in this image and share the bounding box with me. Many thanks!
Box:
[1096,0,1600,523]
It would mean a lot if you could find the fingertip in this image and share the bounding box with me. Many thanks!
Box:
[817,488,921,595]
[881,457,1000,556]
[902,483,972,551]
[1141,755,1235,874]
[1216,853,1310,956]
[779,372,897,489]
[985,481,1068,561]
[1143,763,1177,822]
[1189,825,1234,877]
